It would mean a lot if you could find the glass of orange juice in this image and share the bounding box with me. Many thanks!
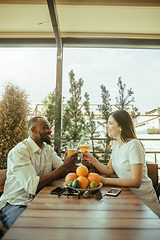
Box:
[67,142,78,157]
[78,136,91,163]
[78,136,91,152]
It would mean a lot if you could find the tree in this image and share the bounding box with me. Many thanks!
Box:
[62,70,85,148]
[98,85,112,162]
[131,106,140,119]
[116,77,134,110]
[98,85,112,122]
[0,82,30,169]
[41,86,61,129]
[116,77,140,118]
[83,92,98,158]
[40,86,62,153]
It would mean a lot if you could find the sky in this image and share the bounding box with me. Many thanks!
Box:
[0,47,160,115]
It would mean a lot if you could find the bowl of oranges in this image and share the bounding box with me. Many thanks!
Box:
[64,165,103,192]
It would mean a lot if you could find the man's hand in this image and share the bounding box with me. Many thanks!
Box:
[37,153,78,193]
[64,151,68,159]
[63,152,78,172]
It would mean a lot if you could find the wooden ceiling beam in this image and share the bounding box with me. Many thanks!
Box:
[0,38,56,47]
[47,0,62,52]
[62,37,160,49]
[0,0,160,6]
[0,37,159,49]
[56,0,160,7]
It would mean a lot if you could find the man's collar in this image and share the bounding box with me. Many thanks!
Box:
[27,137,45,153]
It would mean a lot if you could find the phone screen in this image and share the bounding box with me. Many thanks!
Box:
[106,188,121,196]
[50,187,65,195]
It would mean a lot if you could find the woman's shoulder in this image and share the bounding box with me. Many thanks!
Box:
[128,138,140,144]
[127,138,144,150]
[112,140,118,148]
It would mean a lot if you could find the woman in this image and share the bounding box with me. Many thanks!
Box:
[83,110,160,217]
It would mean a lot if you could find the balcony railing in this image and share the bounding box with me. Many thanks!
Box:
[57,137,160,168]
[138,138,160,166]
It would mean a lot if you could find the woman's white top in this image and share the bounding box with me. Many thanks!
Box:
[111,139,160,217]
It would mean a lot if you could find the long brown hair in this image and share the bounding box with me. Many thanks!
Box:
[111,110,137,143]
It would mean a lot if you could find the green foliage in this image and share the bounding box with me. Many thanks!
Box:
[101,133,113,163]
[40,86,62,154]
[131,106,140,119]
[116,77,134,110]
[41,71,139,161]
[62,70,85,147]
[83,92,99,158]
[0,82,30,169]
[41,86,61,128]
[98,85,112,162]
[98,85,112,122]
[115,77,140,118]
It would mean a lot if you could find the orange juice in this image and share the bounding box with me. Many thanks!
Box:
[78,146,90,152]
[67,149,77,156]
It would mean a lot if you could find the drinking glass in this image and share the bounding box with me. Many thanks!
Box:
[67,142,78,157]
[78,136,91,152]
[78,136,91,164]
[78,137,91,163]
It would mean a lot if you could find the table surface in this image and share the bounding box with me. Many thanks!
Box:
[2,179,160,240]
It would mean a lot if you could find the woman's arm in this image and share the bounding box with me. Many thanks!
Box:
[101,163,143,188]
[82,152,115,176]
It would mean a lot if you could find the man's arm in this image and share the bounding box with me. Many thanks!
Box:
[36,153,78,193]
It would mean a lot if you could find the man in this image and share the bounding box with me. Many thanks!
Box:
[0,116,78,228]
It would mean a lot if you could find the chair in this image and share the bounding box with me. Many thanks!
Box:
[146,162,160,201]
[146,162,158,190]
[0,222,8,238]
[0,169,8,237]
[0,169,7,194]
[156,183,160,201]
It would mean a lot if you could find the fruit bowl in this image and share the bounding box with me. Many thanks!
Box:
[63,182,103,192]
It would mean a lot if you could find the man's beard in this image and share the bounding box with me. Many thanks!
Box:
[38,131,51,145]
[44,138,51,145]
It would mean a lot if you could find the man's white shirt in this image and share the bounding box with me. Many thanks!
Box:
[0,137,63,209]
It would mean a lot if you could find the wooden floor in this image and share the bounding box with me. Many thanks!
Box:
[2,179,160,240]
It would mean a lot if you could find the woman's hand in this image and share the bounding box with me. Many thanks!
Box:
[83,153,114,177]
[82,151,95,163]
[100,176,108,185]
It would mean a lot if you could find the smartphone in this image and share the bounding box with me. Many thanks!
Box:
[106,188,121,196]
[50,187,65,195]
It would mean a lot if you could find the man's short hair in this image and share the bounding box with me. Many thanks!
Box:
[28,116,44,131]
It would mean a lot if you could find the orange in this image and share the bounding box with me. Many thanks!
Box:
[76,165,89,177]
[65,172,77,186]
[87,173,101,186]
[77,176,89,189]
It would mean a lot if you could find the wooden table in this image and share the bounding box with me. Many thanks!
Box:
[2,179,160,240]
